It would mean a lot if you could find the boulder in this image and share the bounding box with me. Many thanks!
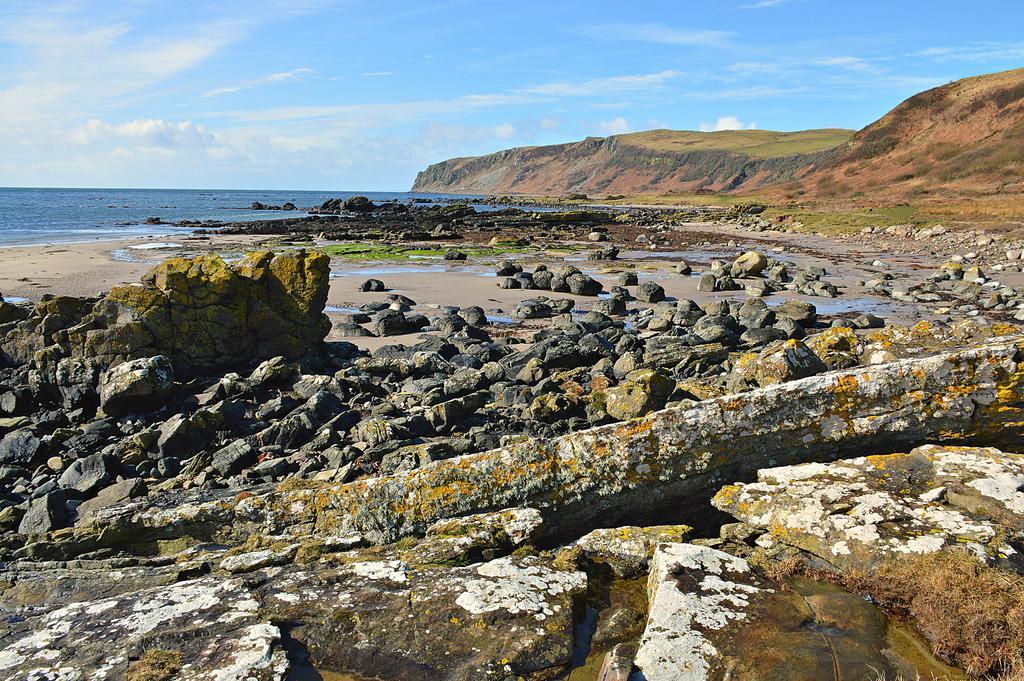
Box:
[636,281,665,304]
[0,428,40,465]
[359,278,386,292]
[3,251,331,383]
[18,491,67,535]
[776,299,817,326]
[258,554,586,679]
[0,577,289,679]
[99,355,174,416]
[731,250,768,278]
[601,368,675,421]
[58,452,119,496]
[566,273,603,296]
[731,339,828,387]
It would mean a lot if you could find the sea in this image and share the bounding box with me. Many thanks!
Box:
[0,187,484,247]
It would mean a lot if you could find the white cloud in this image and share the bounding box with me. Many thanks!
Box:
[540,117,561,130]
[596,117,632,135]
[699,116,758,132]
[202,68,314,97]
[575,23,734,48]
[362,71,397,78]
[71,118,220,149]
[493,123,517,139]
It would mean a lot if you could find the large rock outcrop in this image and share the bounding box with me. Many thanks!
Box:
[23,333,1024,559]
[0,250,331,402]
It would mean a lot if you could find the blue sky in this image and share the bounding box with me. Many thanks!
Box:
[1,0,1023,190]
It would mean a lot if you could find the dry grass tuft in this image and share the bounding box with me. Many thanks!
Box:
[763,549,1024,678]
[127,649,182,681]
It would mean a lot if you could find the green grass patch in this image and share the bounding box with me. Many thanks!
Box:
[762,205,939,235]
[618,128,854,159]
[318,242,575,260]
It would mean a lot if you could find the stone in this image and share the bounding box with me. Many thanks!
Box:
[18,491,67,534]
[731,339,828,388]
[776,299,817,326]
[696,273,717,292]
[359,278,386,292]
[99,355,174,416]
[675,261,692,276]
[805,326,863,370]
[258,554,586,679]
[571,524,692,577]
[713,444,1024,572]
[0,428,40,465]
[731,250,768,278]
[601,369,675,421]
[516,299,553,319]
[443,249,467,261]
[566,273,603,296]
[220,544,299,574]
[617,272,638,287]
[58,452,119,496]
[76,478,148,521]
[636,281,665,304]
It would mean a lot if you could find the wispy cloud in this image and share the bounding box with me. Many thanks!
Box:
[207,70,689,125]
[202,67,314,97]
[914,42,1024,63]
[574,23,734,48]
[362,71,397,77]
[740,0,795,8]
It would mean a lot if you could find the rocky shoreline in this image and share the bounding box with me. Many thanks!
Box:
[2,198,1024,680]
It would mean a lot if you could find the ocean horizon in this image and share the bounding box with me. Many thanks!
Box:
[0,187,482,247]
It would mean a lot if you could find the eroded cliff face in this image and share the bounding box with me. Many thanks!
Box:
[411,135,837,196]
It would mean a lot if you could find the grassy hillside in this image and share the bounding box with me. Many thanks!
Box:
[618,128,854,158]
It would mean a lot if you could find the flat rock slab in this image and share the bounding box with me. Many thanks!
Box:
[0,576,288,680]
[713,444,1024,572]
[259,553,586,680]
[632,543,942,681]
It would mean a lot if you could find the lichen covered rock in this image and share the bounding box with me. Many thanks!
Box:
[23,334,1024,557]
[713,444,1024,572]
[633,543,935,680]
[1,250,331,389]
[258,553,586,680]
[0,577,289,680]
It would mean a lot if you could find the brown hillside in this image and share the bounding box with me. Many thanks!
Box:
[764,68,1024,201]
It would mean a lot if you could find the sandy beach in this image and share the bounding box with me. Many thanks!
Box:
[0,222,985,355]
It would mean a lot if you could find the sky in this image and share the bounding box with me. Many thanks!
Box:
[1,1,1023,190]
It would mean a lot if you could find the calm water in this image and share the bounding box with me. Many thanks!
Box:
[0,187,483,247]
